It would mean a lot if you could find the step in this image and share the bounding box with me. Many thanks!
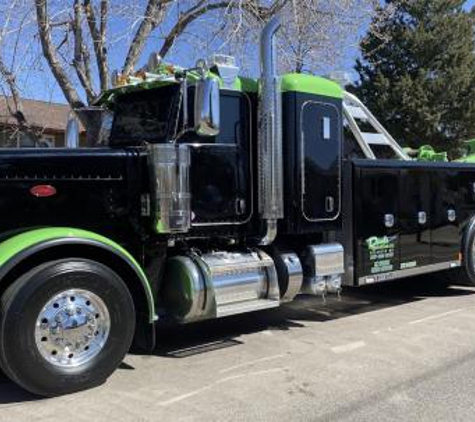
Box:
[217,298,280,318]
[361,132,390,145]
[345,105,368,121]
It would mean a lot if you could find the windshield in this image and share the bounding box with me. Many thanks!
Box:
[110,84,180,145]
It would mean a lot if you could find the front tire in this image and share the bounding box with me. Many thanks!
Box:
[0,259,135,396]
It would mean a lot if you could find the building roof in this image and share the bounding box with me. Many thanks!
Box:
[0,96,77,133]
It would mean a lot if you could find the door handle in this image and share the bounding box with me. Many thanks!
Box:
[235,198,246,215]
[418,211,427,225]
[447,209,456,222]
[325,196,335,213]
[384,214,395,228]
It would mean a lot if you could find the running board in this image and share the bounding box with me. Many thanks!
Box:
[217,299,280,318]
[359,260,461,285]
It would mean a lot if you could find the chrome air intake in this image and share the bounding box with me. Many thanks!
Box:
[258,16,284,244]
[148,144,191,234]
[162,250,280,323]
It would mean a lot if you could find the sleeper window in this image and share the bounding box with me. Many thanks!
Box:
[322,117,331,140]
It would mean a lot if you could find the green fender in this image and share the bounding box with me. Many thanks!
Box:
[0,227,156,322]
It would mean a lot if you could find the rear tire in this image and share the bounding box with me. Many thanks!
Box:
[434,217,475,286]
[462,217,475,285]
[431,267,471,287]
[0,259,135,397]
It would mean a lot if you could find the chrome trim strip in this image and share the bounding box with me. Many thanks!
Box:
[358,260,461,285]
[300,100,342,223]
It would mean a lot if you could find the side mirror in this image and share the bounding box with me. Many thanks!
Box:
[65,111,80,148]
[194,77,220,137]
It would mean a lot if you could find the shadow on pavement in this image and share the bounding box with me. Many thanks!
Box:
[0,370,41,404]
[0,276,472,404]
[152,276,475,358]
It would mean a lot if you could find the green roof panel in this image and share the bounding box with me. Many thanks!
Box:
[281,73,343,99]
[235,76,258,93]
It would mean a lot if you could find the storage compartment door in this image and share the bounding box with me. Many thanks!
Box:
[399,169,431,269]
[301,101,341,221]
[458,169,475,225]
[431,170,460,264]
[355,167,400,278]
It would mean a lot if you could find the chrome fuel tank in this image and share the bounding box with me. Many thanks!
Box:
[162,250,280,323]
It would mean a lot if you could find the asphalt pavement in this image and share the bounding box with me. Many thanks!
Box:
[1,276,475,421]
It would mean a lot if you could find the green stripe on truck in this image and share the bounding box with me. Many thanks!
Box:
[0,227,156,322]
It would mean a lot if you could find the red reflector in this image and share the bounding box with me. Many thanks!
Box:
[30,185,57,198]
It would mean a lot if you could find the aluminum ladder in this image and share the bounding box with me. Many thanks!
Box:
[343,91,410,160]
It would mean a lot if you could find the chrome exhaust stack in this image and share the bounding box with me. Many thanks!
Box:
[65,111,80,148]
[258,16,284,245]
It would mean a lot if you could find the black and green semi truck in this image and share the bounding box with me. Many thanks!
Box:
[0,17,474,396]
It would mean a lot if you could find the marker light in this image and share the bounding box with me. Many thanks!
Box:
[30,185,57,198]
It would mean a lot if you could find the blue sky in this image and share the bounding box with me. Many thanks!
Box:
[16,0,475,104]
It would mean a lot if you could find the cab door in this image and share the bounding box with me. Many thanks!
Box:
[189,91,252,226]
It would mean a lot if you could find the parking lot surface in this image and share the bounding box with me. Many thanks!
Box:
[1,277,475,421]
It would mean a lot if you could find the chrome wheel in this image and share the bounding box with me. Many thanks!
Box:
[35,289,110,368]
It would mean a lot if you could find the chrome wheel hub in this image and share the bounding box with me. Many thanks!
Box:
[35,289,110,367]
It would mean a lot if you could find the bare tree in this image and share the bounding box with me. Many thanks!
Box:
[280,0,379,73]
[0,0,44,144]
[2,0,392,137]
[32,1,287,111]
[210,0,384,75]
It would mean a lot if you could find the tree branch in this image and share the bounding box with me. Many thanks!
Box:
[0,57,40,142]
[159,1,232,58]
[84,0,109,91]
[72,0,96,102]
[122,0,173,74]
[158,0,289,59]
[35,0,85,109]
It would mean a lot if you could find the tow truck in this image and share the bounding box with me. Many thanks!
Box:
[0,17,474,396]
